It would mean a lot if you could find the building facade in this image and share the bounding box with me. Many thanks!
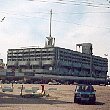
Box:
[6,10,108,82]
[0,59,5,70]
[7,39,108,79]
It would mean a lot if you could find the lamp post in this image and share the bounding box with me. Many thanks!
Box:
[90,45,93,78]
[0,17,5,22]
[104,54,109,85]
[90,54,93,78]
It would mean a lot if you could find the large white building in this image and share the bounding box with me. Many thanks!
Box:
[0,10,108,84]
[6,36,108,83]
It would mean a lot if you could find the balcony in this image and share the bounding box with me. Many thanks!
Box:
[18,61,30,66]
[30,61,40,65]
[42,60,54,65]
[7,61,18,66]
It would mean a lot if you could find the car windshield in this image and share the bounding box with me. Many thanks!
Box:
[76,85,94,92]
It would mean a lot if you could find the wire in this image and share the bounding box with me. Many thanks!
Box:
[53,11,110,15]
[51,18,110,30]
[0,9,110,30]
[0,9,110,19]
[0,0,109,30]
[26,0,110,9]
[48,0,110,9]
[53,2,110,9]
[11,15,110,30]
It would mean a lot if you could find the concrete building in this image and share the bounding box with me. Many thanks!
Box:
[0,59,4,70]
[6,10,108,83]
[7,36,108,81]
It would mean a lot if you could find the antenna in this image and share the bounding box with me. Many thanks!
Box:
[49,9,52,38]
[45,9,55,47]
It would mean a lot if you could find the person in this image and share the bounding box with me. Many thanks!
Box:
[20,85,24,97]
[12,82,14,88]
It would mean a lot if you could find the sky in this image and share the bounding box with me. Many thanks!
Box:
[0,0,110,75]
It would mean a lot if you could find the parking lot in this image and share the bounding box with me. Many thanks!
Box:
[0,84,110,110]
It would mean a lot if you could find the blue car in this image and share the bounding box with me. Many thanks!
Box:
[74,84,96,104]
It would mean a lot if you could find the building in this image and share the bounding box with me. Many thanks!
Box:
[0,59,5,70]
[6,36,108,83]
[6,10,108,83]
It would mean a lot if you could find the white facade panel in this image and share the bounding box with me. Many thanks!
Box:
[7,61,18,66]
[22,69,33,72]
[15,72,24,76]
[18,61,28,65]
[30,61,40,65]
[0,72,6,76]
[42,60,54,65]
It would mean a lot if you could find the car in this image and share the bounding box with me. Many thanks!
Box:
[74,84,96,104]
[33,81,39,84]
[2,86,13,92]
[48,81,61,85]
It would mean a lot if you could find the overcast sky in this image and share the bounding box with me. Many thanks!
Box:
[0,0,110,75]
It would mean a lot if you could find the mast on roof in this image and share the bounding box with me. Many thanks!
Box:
[50,9,52,38]
[45,9,55,47]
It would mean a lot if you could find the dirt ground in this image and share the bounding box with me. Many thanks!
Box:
[0,84,110,110]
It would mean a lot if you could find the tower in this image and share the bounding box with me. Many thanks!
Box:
[76,43,93,55]
[45,9,55,47]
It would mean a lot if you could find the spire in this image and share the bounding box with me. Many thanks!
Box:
[45,9,55,48]
[49,9,52,38]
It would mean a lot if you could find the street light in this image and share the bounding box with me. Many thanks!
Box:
[104,54,109,85]
[0,17,5,22]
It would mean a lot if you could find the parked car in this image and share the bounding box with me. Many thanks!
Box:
[48,81,61,85]
[2,86,13,92]
[74,84,96,104]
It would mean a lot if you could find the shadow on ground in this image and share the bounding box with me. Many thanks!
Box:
[95,101,105,105]
[78,101,105,105]
[0,92,71,105]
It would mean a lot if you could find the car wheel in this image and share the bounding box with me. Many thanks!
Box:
[89,98,96,104]
[90,100,95,104]
[74,97,78,103]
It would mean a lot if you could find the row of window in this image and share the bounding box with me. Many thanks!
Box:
[7,58,107,67]
[61,56,106,63]
[59,58,106,66]
[8,58,53,61]
[63,58,106,65]
[8,49,55,54]
[8,54,55,58]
